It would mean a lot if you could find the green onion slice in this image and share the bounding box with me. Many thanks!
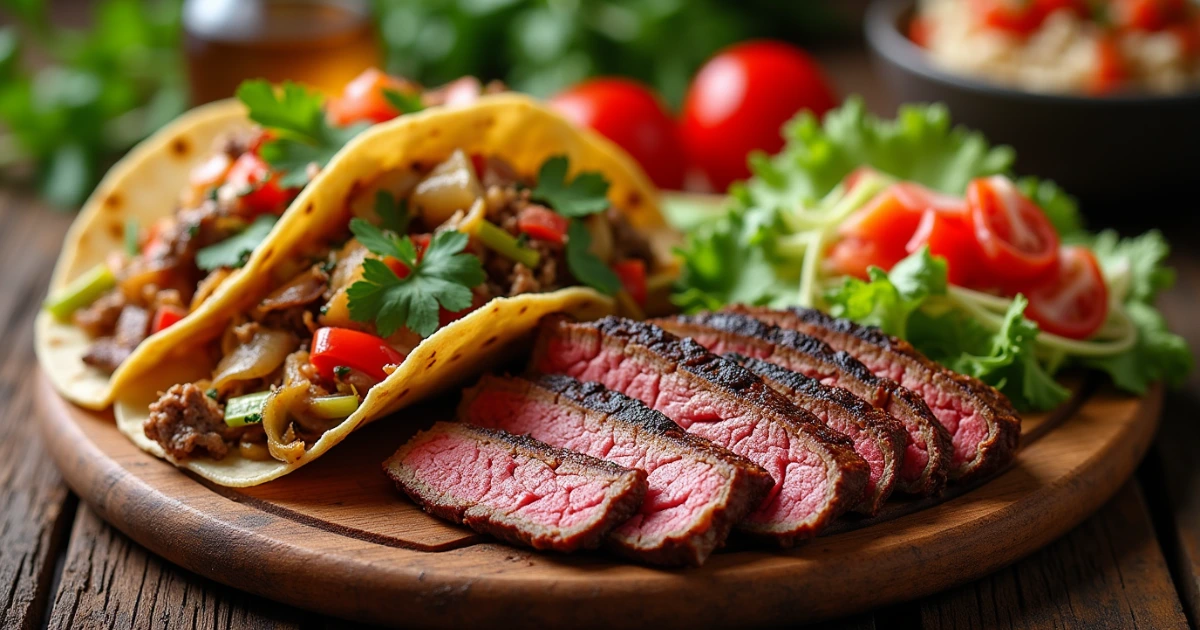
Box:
[474,220,540,268]
[224,391,272,427]
[309,394,360,420]
[43,263,117,321]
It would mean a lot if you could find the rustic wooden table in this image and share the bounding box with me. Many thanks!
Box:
[2,50,1198,629]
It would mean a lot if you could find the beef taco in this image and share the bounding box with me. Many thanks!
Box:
[109,94,676,486]
[36,69,500,410]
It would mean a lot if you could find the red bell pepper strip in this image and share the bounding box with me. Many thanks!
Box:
[310,327,406,382]
[517,205,570,244]
[150,305,187,335]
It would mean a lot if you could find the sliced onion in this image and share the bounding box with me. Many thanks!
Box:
[410,149,482,228]
[211,328,297,391]
[256,267,327,314]
[262,382,308,464]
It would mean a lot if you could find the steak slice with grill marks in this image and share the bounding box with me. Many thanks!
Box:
[726,353,905,515]
[384,422,647,553]
[731,306,1022,482]
[531,316,869,546]
[654,312,950,497]
[460,373,774,566]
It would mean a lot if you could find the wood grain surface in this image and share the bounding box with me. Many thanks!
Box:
[3,48,1200,629]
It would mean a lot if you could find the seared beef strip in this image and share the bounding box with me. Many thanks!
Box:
[385,421,648,553]
[731,306,1022,482]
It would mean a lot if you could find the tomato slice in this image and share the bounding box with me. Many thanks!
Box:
[969,0,1046,34]
[612,259,648,305]
[1024,246,1109,340]
[825,237,898,280]
[310,327,406,382]
[837,182,964,273]
[906,207,981,286]
[516,206,570,244]
[150,305,187,335]
[225,153,295,216]
[966,176,1060,286]
[326,68,415,127]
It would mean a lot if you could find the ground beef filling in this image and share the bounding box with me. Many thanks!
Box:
[144,383,243,460]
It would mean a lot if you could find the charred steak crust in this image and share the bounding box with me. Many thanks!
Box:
[532,316,870,545]
[654,312,951,497]
[736,305,1022,483]
[727,353,906,516]
[459,374,774,566]
[384,422,647,553]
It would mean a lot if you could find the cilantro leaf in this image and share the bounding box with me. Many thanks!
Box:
[382,89,425,115]
[196,215,278,271]
[531,156,611,218]
[375,191,410,234]
[236,79,369,188]
[346,228,485,338]
[565,220,621,296]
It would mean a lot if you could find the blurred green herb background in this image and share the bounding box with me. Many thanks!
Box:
[0,0,856,208]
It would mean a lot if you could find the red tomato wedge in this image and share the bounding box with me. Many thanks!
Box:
[310,327,406,382]
[836,182,965,274]
[612,259,648,305]
[1024,246,1109,340]
[326,68,414,127]
[516,205,570,244]
[906,207,981,286]
[966,176,1060,286]
[225,152,295,216]
[150,305,187,335]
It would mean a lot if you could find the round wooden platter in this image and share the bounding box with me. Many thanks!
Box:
[37,371,1161,628]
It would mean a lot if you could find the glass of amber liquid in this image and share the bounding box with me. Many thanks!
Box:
[183,0,381,104]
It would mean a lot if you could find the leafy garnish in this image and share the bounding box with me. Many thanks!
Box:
[826,247,947,337]
[236,80,368,188]
[531,156,611,218]
[195,215,277,271]
[346,221,485,338]
[123,218,139,257]
[1017,177,1084,238]
[382,89,425,115]
[565,220,621,296]
[375,191,410,234]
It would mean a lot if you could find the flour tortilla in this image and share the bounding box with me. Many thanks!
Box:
[109,94,671,486]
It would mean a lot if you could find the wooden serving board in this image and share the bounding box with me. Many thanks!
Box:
[37,372,1162,628]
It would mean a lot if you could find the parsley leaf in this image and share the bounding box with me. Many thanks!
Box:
[196,216,278,271]
[375,191,410,234]
[236,79,369,188]
[346,224,485,338]
[531,156,611,218]
[382,89,425,115]
[565,220,621,296]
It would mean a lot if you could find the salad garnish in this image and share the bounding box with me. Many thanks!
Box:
[674,97,1192,410]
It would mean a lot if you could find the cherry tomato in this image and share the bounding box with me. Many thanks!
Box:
[906,208,981,286]
[1023,246,1109,340]
[549,78,686,189]
[326,68,415,127]
[680,40,838,192]
[225,153,295,216]
[516,206,570,245]
[310,327,405,382]
[837,183,964,272]
[825,237,897,280]
[612,259,648,305]
[1091,34,1129,95]
[966,176,1060,286]
[1114,0,1189,31]
[150,305,187,335]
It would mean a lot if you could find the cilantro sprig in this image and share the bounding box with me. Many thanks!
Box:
[235,80,369,188]
[196,215,278,271]
[382,89,425,115]
[345,220,485,338]
[565,220,621,296]
[531,155,611,218]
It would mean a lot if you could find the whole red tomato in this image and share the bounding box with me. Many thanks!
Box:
[549,79,686,189]
[680,40,838,192]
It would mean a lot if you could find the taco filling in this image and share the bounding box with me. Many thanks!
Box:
[142,151,667,464]
[43,69,503,374]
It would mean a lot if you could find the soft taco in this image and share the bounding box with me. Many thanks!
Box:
[36,69,501,410]
[108,94,677,486]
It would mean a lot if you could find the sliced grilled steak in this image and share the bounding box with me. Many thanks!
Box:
[532,316,869,546]
[384,422,647,553]
[460,374,774,566]
[731,306,1022,482]
[654,312,950,497]
[727,354,905,515]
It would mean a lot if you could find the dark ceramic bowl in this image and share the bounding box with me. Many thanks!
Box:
[865,0,1200,210]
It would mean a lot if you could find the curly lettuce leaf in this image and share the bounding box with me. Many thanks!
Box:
[745,97,1015,211]
[1082,302,1193,394]
[1017,177,1084,238]
[825,247,947,337]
